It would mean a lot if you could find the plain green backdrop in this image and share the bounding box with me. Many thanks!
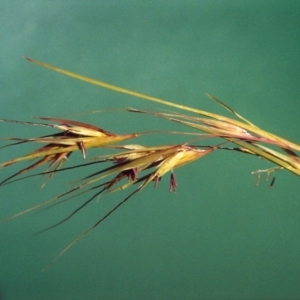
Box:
[1,1,300,299]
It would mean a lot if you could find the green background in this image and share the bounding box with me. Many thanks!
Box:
[1,1,300,299]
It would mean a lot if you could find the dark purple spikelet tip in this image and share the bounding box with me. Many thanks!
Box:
[169,172,178,192]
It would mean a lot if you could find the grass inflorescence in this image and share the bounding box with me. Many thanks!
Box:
[1,58,299,269]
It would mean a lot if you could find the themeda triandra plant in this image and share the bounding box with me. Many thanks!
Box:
[1,58,299,269]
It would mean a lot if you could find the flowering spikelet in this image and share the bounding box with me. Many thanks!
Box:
[0,117,138,186]
[28,143,217,270]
